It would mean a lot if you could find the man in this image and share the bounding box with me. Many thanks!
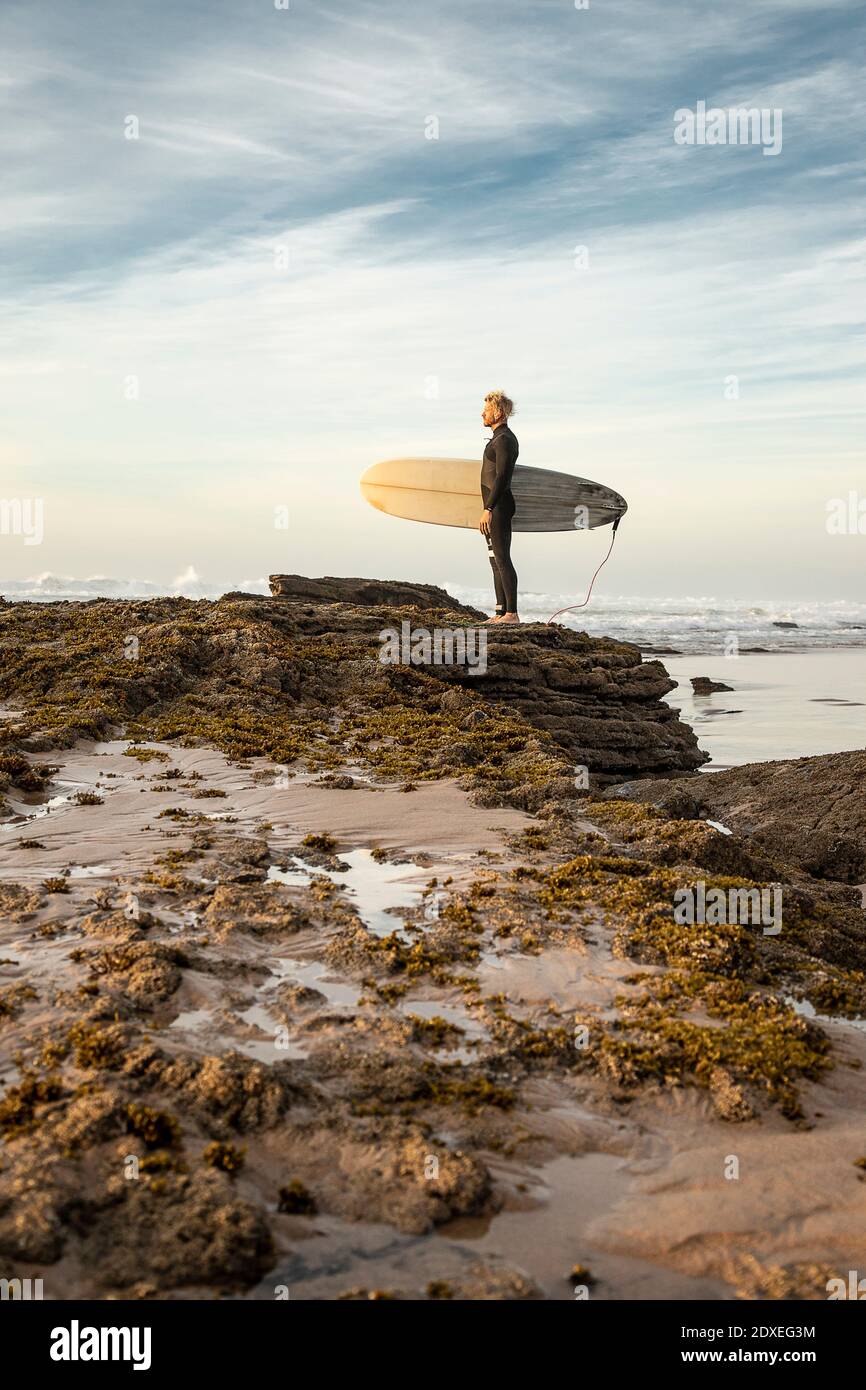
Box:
[479,390,519,624]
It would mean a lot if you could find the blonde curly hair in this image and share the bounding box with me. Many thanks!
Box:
[484,389,516,422]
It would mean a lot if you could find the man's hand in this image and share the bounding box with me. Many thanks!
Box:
[479,508,492,537]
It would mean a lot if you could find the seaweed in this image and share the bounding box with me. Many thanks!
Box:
[126,1103,182,1149]
[202,1140,245,1175]
[67,1021,126,1070]
[0,1073,63,1138]
[277,1179,317,1214]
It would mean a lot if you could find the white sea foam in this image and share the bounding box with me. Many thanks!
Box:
[445,586,866,654]
[0,572,270,602]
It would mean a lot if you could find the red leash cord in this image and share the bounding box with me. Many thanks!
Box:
[546,517,621,625]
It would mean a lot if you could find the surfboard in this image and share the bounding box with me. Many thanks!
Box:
[360,458,627,532]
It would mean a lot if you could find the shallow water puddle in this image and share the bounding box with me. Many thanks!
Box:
[266,859,317,888]
[438,1150,730,1300]
[268,847,434,937]
[168,995,308,1061]
[787,995,866,1035]
[477,945,644,1015]
[438,1150,627,1297]
[706,819,733,835]
[0,785,84,830]
[170,910,200,936]
[166,947,362,1063]
[398,997,489,1063]
[269,957,362,1009]
[235,1002,308,1061]
[170,1007,213,1031]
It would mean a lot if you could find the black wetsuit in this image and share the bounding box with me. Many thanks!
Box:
[481,423,519,614]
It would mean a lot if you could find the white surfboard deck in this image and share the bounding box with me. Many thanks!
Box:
[360,458,626,532]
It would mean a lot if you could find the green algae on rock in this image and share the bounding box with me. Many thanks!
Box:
[277,1178,317,1215]
[504,817,857,1114]
[0,592,704,809]
[202,1140,246,1175]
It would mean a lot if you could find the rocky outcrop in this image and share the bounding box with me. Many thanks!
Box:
[0,583,705,790]
[420,624,707,779]
[263,588,706,778]
[269,574,481,614]
[691,676,733,694]
[603,749,866,883]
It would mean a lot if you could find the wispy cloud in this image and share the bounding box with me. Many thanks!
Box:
[0,0,864,597]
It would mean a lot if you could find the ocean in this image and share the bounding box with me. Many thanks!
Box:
[448,591,866,766]
[447,587,866,656]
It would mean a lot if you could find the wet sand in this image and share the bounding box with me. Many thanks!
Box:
[0,740,534,877]
[3,738,865,1301]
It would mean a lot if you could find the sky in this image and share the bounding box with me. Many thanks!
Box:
[1,0,864,600]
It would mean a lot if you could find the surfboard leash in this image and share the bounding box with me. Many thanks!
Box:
[546,515,622,625]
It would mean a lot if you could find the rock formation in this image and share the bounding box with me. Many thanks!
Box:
[422,624,706,779]
[268,574,480,613]
[603,749,866,883]
[270,577,707,780]
[0,582,706,794]
[691,676,733,694]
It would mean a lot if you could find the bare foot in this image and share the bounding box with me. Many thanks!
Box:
[485,614,504,624]
[499,613,521,625]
